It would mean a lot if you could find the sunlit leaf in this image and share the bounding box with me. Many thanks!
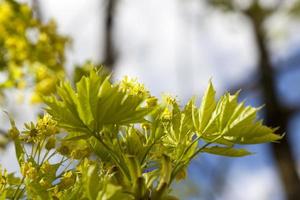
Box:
[202,146,252,157]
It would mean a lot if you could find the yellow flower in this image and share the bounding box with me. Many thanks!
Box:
[163,95,177,105]
[146,96,158,107]
[45,137,56,150]
[36,114,59,137]
[23,122,39,142]
[35,77,57,95]
[21,162,37,180]
[39,32,48,42]
[8,64,23,80]
[39,178,51,188]
[17,80,26,89]
[71,148,91,160]
[59,171,75,190]
[0,166,8,190]
[175,168,186,181]
[57,145,70,156]
[30,93,42,103]
[40,161,56,177]
[142,123,151,131]
[119,76,150,98]
[20,4,31,16]
[161,108,172,121]
[0,0,69,103]
[35,64,49,81]
[8,126,20,139]
[51,185,63,199]
[0,3,12,23]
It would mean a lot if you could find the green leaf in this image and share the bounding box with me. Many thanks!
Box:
[197,81,217,133]
[124,155,141,182]
[88,137,111,162]
[7,173,22,185]
[202,146,252,157]
[0,191,6,200]
[218,92,240,130]
[84,164,100,200]
[99,183,133,200]
[123,128,145,160]
[192,81,281,145]
[45,68,151,136]
[6,114,24,166]
[25,180,51,200]
[76,70,104,128]
[44,94,89,133]
[157,155,172,191]
[60,181,84,200]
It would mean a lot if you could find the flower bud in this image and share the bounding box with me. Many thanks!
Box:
[146,97,157,107]
[8,127,19,139]
[57,145,70,156]
[45,137,56,150]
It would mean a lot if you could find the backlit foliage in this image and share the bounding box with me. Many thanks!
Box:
[0,0,69,102]
[0,68,282,200]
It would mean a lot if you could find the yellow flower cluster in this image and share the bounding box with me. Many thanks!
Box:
[20,162,37,180]
[57,140,91,160]
[8,125,20,139]
[20,161,59,191]
[119,76,150,98]
[146,96,158,107]
[23,114,58,142]
[0,166,8,192]
[40,161,56,177]
[0,2,12,23]
[161,108,173,121]
[163,94,177,105]
[160,95,178,122]
[36,114,59,137]
[59,171,75,190]
[45,137,56,150]
[0,0,68,102]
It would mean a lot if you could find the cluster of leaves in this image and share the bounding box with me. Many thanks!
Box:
[0,0,69,102]
[0,68,281,199]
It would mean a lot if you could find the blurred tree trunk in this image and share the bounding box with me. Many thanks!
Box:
[103,0,117,71]
[247,7,300,200]
[31,0,43,21]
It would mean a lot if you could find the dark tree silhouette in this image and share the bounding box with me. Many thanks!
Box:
[206,1,300,199]
[247,3,300,199]
[103,0,117,71]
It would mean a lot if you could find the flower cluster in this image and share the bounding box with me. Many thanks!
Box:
[119,76,150,98]
[22,114,58,142]
[0,0,68,102]
[36,114,59,137]
[0,166,8,193]
[20,160,76,197]
[20,162,37,180]
[57,140,91,160]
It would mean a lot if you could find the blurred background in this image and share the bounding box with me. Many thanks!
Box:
[1,0,300,199]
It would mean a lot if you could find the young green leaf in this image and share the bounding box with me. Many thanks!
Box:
[202,146,252,157]
[193,83,281,146]
[197,80,217,133]
[44,69,152,136]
